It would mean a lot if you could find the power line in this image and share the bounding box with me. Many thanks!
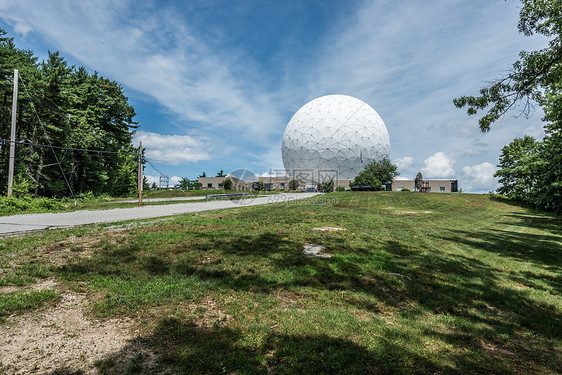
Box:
[0,138,132,155]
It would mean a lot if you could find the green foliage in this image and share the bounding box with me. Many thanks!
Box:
[454,0,562,131]
[401,188,410,191]
[216,170,225,177]
[494,89,562,213]
[222,178,233,190]
[0,28,139,198]
[336,185,346,192]
[0,195,66,214]
[321,179,334,192]
[198,172,207,178]
[177,177,190,190]
[253,181,264,191]
[11,173,33,197]
[288,179,300,190]
[351,158,398,190]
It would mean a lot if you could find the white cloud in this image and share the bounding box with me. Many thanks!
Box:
[394,156,414,170]
[0,0,285,160]
[260,170,287,177]
[462,162,498,192]
[133,131,212,165]
[421,152,456,178]
[143,175,159,185]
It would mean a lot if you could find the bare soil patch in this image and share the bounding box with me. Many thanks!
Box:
[312,226,347,231]
[0,281,151,374]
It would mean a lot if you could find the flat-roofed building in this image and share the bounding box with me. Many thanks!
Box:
[197,175,458,192]
[392,179,458,192]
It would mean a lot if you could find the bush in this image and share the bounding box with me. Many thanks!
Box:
[222,178,233,191]
[0,196,65,215]
[336,186,346,192]
[288,179,300,190]
[321,180,334,192]
[401,188,410,192]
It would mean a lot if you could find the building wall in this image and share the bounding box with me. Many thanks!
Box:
[198,176,458,192]
[392,179,458,192]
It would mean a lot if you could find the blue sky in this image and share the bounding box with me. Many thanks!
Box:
[0,0,549,192]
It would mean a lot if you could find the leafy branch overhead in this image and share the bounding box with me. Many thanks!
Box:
[453,0,562,132]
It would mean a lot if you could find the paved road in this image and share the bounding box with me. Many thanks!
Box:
[114,196,206,203]
[0,193,319,236]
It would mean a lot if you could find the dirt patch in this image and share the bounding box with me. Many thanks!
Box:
[0,277,57,294]
[0,281,150,374]
[191,296,232,328]
[303,244,331,258]
[383,207,432,214]
[312,226,347,231]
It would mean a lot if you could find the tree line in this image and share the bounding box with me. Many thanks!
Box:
[0,28,140,198]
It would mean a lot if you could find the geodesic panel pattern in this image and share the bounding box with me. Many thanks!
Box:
[281,95,390,183]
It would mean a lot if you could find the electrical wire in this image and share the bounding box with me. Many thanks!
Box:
[0,138,131,155]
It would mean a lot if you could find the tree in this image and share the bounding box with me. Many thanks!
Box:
[494,136,541,201]
[0,29,139,197]
[222,178,233,190]
[216,170,225,177]
[198,172,207,178]
[454,1,561,213]
[178,177,191,190]
[253,181,264,191]
[534,85,562,212]
[288,179,299,190]
[351,158,399,190]
[321,179,334,192]
[454,0,562,132]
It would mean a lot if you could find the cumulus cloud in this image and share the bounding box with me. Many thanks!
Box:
[462,162,498,192]
[133,131,212,165]
[394,156,414,171]
[421,152,456,178]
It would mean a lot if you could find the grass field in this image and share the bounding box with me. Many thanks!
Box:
[0,191,560,374]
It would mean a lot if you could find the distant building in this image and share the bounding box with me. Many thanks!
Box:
[198,176,306,191]
[197,175,458,192]
[391,179,459,193]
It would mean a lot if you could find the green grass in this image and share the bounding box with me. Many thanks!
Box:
[0,290,60,322]
[1,191,561,374]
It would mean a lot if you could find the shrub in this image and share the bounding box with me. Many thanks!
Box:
[0,196,65,215]
[222,178,233,191]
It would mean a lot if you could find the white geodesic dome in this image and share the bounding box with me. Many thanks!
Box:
[281,94,390,183]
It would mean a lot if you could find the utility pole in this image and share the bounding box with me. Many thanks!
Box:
[138,141,143,206]
[7,69,18,196]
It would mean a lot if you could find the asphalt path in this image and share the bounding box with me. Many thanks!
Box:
[114,196,205,203]
[0,193,320,237]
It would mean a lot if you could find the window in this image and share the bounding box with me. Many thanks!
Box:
[280,183,286,189]
[440,187,446,192]
[397,187,404,191]
[207,183,213,188]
